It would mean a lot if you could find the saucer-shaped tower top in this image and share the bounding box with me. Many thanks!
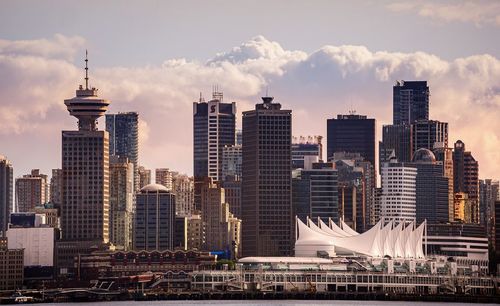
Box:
[64,50,110,131]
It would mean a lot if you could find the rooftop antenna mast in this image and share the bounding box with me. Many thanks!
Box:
[85,50,89,90]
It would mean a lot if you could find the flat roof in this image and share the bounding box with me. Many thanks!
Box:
[238,257,334,264]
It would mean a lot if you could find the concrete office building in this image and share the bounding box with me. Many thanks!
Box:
[0,156,13,236]
[433,144,455,222]
[187,214,204,250]
[453,140,479,224]
[0,237,23,290]
[172,173,195,216]
[49,169,62,208]
[242,96,292,257]
[221,144,242,181]
[393,80,429,125]
[292,136,323,170]
[105,112,139,191]
[134,184,176,251]
[15,169,49,213]
[109,156,134,250]
[411,119,448,153]
[57,54,111,273]
[222,177,241,219]
[327,114,376,166]
[479,179,499,237]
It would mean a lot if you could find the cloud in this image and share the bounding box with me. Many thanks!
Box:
[0,34,499,182]
[387,1,500,27]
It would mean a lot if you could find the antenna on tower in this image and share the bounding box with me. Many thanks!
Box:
[85,50,89,90]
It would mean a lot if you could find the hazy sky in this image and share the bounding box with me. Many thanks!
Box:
[0,0,499,182]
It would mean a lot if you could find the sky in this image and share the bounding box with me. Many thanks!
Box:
[0,0,499,182]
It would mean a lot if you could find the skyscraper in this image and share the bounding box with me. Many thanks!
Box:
[453,140,479,223]
[57,53,111,272]
[172,173,194,216]
[379,124,413,173]
[221,145,242,181]
[0,156,13,236]
[411,119,448,152]
[137,166,151,189]
[479,179,499,237]
[393,80,429,125]
[105,112,139,190]
[155,168,173,191]
[327,113,376,166]
[292,136,323,169]
[134,184,176,251]
[433,144,455,222]
[242,96,292,257]
[49,169,62,208]
[15,169,49,212]
[109,156,134,250]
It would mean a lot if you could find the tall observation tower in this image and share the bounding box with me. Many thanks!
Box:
[57,51,112,274]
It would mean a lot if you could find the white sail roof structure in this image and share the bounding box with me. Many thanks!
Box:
[328,218,352,237]
[295,217,427,259]
[340,219,360,236]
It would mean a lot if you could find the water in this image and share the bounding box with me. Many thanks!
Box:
[40,301,492,306]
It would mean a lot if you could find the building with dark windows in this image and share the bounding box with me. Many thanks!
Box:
[57,55,111,275]
[15,169,49,213]
[379,124,413,170]
[292,162,338,225]
[193,90,236,210]
[434,144,455,222]
[453,140,479,223]
[326,114,376,167]
[0,156,13,236]
[0,237,24,290]
[134,184,176,251]
[411,119,448,152]
[410,148,449,224]
[292,136,323,170]
[242,96,292,257]
[479,179,499,237]
[105,112,139,190]
[49,169,62,209]
[495,200,500,271]
[393,80,429,125]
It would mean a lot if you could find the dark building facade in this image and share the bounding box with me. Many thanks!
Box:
[379,124,413,171]
[292,162,338,224]
[291,136,323,169]
[453,140,479,223]
[0,156,13,236]
[393,80,429,125]
[242,96,292,257]
[411,119,448,153]
[327,114,376,167]
[134,184,176,251]
[105,112,139,190]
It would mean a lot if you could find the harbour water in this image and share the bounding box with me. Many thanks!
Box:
[38,301,492,306]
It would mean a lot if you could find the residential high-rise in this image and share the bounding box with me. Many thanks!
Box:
[49,169,62,208]
[57,54,111,272]
[193,90,236,211]
[109,156,134,250]
[105,112,139,190]
[327,113,376,167]
[393,80,429,125]
[410,148,449,224]
[134,184,176,251]
[172,173,194,216]
[0,156,13,236]
[242,96,292,257]
[137,166,151,189]
[15,169,49,212]
[221,145,242,181]
[479,179,499,237]
[411,119,448,152]
[292,162,338,224]
[379,125,413,169]
[155,168,173,191]
[453,140,479,223]
[292,136,323,169]
[380,157,417,224]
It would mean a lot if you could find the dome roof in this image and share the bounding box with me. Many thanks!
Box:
[140,183,169,193]
[412,148,436,163]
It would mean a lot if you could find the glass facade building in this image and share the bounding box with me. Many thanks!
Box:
[0,156,13,236]
[393,80,429,125]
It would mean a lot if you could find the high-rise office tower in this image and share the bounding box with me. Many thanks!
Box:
[410,149,449,224]
[193,90,236,182]
[221,145,242,181]
[172,173,194,216]
[292,136,323,169]
[109,156,134,250]
[242,96,292,257]
[495,199,500,264]
[137,166,151,189]
[49,169,62,208]
[105,112,139,190]
[327,114,376,167]
[380,157,417,224]
[433,144,455,222]
[393,80,429,125]
[379,125,413,166]
[58,54,111,271]
[479,179,499,237]
[453,140,479,223]
[292,162,338,224]
[0,156,13,236]
[155,168,173,191]
[134,184,176,251]
[411,119,448,153]
[15,169,49,212]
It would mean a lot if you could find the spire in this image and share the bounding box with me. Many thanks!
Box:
[85,49,89,90]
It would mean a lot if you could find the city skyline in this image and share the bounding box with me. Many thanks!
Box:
[1,1,499,183]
